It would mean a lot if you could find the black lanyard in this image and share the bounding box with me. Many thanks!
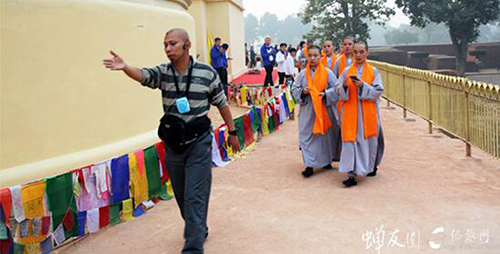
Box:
[170,56,194,98]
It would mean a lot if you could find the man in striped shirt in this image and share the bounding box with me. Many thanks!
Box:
[103,28,240,254]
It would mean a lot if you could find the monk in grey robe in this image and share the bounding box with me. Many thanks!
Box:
[292,45,341,177]
[326,42,384,187]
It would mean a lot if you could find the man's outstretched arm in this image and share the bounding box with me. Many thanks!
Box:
[103,50,143,82]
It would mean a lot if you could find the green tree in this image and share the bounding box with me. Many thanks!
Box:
[384,29,419,45]
[278,15,313,45]
[244,14,259,44]
[259,12,280,41]
[395,0,500,76]
[300,0,395,44]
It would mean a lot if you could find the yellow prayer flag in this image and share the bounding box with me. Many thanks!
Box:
[285,88,295,111]
[25,243,40,254]
[261,107,270,136]
[21,182,46,218]
[121,199,134,222]
[241,86,248,105]
[16,219,47,245]
[128,153,149,208]
[166,181,174,198]
[206,29,214,65]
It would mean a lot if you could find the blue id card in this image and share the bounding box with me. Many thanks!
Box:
[176,97,190,114]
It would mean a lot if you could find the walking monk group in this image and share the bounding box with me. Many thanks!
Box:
[293,36,385,188]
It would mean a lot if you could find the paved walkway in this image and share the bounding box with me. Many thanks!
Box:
[63,99,500,254]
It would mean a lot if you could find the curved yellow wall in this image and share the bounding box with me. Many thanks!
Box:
[0,0,196,187]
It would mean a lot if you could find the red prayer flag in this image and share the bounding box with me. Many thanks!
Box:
[0,239,11,254]
[155,142,169,184]
[243,114,255,146]
[62,209,74,231]
[41,216,51,235]
[274,110,280,130]
[0,188,12,227]
[152,197,160,204]
[99,206,109,228]
[77,169,86,192]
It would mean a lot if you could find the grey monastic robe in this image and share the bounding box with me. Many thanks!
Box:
[292,67,342,168]
[329,64,385,176]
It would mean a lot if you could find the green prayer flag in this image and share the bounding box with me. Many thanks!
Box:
[46,172,78,239]
[234,116,245,149]
[251,107,261,133]
[109,203,122,226]
[10,218,17,238]
[0,220,7,240]
[144,146,161,199]
[73,180,82,197]
[268,114,275,133]
[13,242,25,254]
[158,184,172,201]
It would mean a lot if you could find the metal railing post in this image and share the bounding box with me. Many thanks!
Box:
[403,73,407,118]
[465,88,471,157]
[427,80,433,134]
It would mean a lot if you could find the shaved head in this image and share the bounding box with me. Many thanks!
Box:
[323,40,334,55]
[166,28,190,43]
[164,28,191,63]
[323,40,334,46]
[354,41,369,51]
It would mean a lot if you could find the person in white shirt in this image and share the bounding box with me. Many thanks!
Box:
[296,41,306,72]
[276,43,289,86]
[285,47,298,82]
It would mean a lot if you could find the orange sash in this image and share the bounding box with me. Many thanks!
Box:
[336,53,351,116]
[340,62,378,142]
[337,53,348,77]
[306,62,332,135]
[321,51,337,71]
[303,45,308,57]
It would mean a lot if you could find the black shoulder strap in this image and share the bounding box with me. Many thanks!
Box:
[169,56,194,98]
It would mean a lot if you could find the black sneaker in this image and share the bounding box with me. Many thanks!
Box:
[323,164,333,170]
[301,167,314,177]
[342,177,357,187]
[367,166,378,177]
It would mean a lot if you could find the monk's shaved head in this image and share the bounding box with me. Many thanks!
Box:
[166,28,190,43]
[354,41,369,51]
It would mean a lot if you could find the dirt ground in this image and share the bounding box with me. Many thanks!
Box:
[62,99,500,254]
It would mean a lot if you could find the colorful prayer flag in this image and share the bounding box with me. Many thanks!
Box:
[110,155,130,204]
[144,146,162,199]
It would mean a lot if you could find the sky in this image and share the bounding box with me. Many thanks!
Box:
[241,0,410,28]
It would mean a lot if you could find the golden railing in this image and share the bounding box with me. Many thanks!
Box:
[370,61,500,158]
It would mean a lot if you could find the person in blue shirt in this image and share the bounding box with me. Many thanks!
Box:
[218,43,230,97]
[210,37,224,69]
[211,38,229,97]
[260,37,276,87]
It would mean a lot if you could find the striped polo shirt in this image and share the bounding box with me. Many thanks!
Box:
[141,57,228,123]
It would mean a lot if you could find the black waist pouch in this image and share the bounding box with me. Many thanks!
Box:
[158,114,211,154]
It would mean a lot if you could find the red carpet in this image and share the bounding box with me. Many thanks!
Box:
[232,68,278,86]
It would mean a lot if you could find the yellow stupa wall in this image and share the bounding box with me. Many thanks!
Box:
[0,0,197,187]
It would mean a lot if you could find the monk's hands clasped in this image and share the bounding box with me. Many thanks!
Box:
[303,86,310,95]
